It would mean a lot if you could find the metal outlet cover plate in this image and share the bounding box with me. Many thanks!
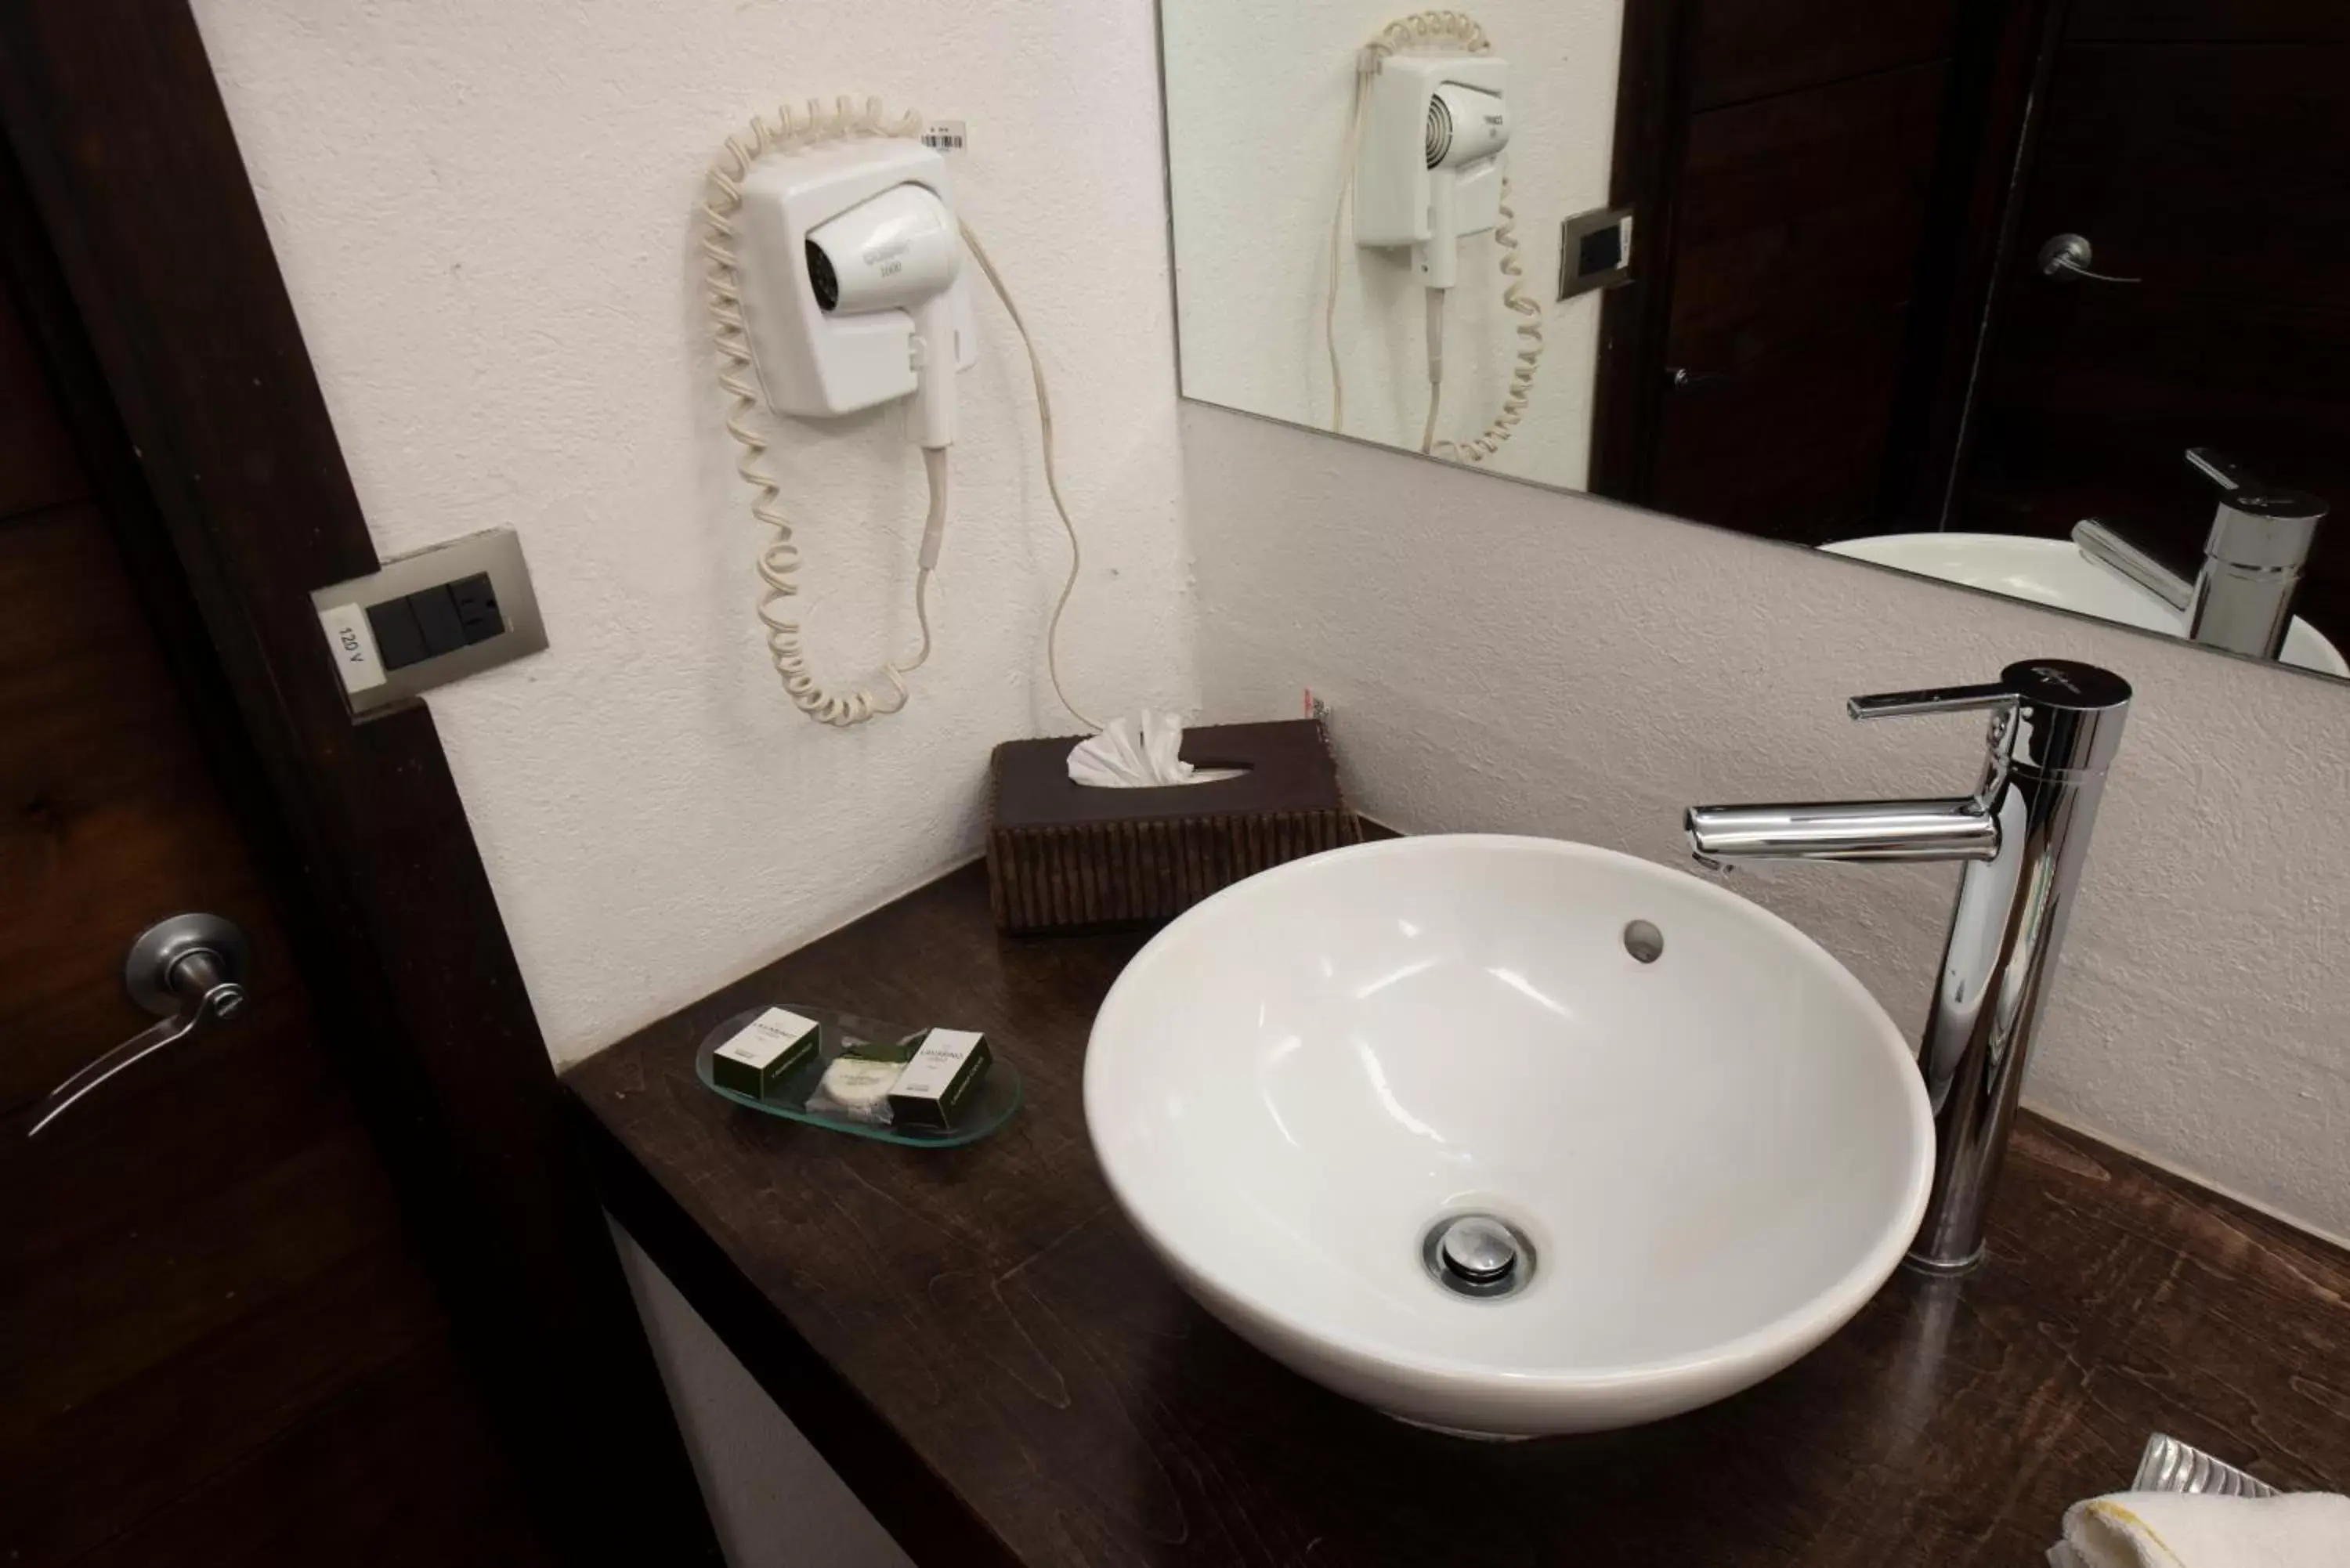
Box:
[309,527,548,719]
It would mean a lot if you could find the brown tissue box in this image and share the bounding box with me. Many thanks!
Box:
[986,718,1361,934]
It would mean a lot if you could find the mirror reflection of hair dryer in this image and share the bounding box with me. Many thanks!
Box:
[1418,80,1510,291]
[1329,26,1545,464]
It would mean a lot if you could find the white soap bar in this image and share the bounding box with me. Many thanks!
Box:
[809,1056,901,1123]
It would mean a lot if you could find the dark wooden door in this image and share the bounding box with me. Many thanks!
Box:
[1647,54,1954,543]
[1957,0,2350,646]
[1592,0,1970,542]
[0,269,558,1562]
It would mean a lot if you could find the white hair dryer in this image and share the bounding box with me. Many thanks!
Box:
[1325,19,1546,465]
[1352,53,1511,291]
[729,138,976,450]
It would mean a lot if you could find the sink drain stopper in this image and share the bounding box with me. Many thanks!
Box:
[1423,1214,1535,1300]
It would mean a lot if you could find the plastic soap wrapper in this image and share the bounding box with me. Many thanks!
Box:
[804,1031,921,1125]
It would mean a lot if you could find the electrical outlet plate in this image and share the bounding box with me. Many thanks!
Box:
[1559,204,1635,300]
[309,527,548,720]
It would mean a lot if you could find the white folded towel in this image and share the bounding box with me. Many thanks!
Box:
[2048,1491,2350,1568]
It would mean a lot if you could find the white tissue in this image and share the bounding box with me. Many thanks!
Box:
[1067,710,1229,788]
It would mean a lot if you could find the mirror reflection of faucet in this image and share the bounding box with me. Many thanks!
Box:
[2071,447,2329,663]
[1822,450,2341,676]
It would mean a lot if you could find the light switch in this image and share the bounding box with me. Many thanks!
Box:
[407,584,468,657]
[366,596,430,670]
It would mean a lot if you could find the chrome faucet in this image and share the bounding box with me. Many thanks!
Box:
[1685,659,2131,1274]
[2073,447,2327,662]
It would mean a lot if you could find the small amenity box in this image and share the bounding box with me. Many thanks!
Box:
[887,1028,992,1129]
[708,1006,820,1099]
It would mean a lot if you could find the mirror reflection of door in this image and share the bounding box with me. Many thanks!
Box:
[1593,0,1969,545]
[1591,0,2349,652]
[1961,2,2350,643]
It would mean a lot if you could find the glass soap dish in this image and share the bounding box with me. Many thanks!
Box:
[693,1003,1021,1148]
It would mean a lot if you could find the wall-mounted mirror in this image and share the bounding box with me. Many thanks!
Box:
[1160,1,2349,682]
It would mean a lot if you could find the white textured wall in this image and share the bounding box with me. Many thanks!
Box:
[1186,405,2350,1244]
[1162,0,1620,489]
[193,0,1196,1066]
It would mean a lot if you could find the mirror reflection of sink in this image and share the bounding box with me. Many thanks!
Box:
[1083,836,1933,1438]
[1823,533,2348,677]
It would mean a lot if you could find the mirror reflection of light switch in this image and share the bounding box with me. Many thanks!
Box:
[1578,223,1622,276]
[1559,205,1635,300]
[309,529,546,719]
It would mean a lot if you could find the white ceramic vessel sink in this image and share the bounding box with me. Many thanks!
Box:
[1084,836,1932,1437]
[1823,532,2348,677]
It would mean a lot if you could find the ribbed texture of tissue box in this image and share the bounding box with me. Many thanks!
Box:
[985,718,1361,935]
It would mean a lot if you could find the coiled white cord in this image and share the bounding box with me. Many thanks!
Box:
[1430,172,1543,464]
[1321,13,1547,467]
[700,96,1094,728]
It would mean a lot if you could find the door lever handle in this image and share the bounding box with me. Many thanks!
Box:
[2037,233,2141,284]
[25,913,251,1138]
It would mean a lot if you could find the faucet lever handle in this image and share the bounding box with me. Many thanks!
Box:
[1848,681,2023,807]
[1846,663,2131,798]
[2072,518,2195,611]
[2186,446,2252,493]
[2186,446,2327,529]
[1845,682,2019,722]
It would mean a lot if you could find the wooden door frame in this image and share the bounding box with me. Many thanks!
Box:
[0,5,719,1562]
[1883,0,2070,529]
[1587,0,1694,507]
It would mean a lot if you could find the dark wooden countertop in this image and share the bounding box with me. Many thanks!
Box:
[566,862,2350,1567]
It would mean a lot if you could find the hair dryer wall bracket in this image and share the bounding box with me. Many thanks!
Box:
[730,137,978,446]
